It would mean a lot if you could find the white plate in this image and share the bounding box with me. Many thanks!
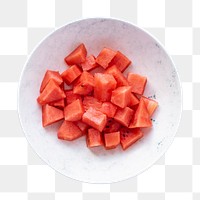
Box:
[18,18,182,183]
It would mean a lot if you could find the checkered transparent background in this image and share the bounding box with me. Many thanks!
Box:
[0,0,199,199]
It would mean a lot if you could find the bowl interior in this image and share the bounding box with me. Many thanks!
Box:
[18,18,182,183]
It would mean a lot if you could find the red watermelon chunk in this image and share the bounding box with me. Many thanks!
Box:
[141,96,158,117]
[111,86,132,108]
[65,90,82,105]
[94,73,117,102]
[75,121,88,135]
[64,43,87,65]
[87,128,103,148]
[42,104,64,127]
[109,51,131,72]
[96,47,117,69]
[120,128,144,150]
[82,107,107,132]
[100,102,117,118]
[37,80,66,105]
[114,107,134,127]
[73,71,94,95]
[49,99,65,108]
[128,93,139,107]
[61,65,82,85]
[105,65,128,87]
[81,55,97,71]
[104,131,120,150]
[129,98,152,128]
[64,99,84,121]
[58,121,83,141]
[83,96,102,111]
[127,73,147,95]
[40,70,63,93]
[103,118,121,133]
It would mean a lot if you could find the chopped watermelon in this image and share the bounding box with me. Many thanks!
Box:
[73,71,94,95]
[83,96,102,111]
[42,104,64,127]
[104,131,120,150]
[127,73,147,95]
[82,107,107,132]
[40,70,63,93]
[128,93,139,107]
[129,98,152,128]
[75,121,88,134]
[65,90,82,105]
[100,102,117,118]
[109,51,131,72]
[114,107,134,127]
[87,128,103,147]
[96,47,117,69]
[37,80,66,105]
[61,65,82,85]
[49,98,65,108]
[120,128,143,150]
[64,99,84,121]
[81,55,97,71]
[94,73,117,102]
[58,121,83,141]
[141,96,158,117]
[103,118,121,133]
[38,44,159,151]
[105,65,128,87]
[64,43,87,65]
[111,86,132,108]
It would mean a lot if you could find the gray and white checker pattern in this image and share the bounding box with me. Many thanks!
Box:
[0,0,199,199]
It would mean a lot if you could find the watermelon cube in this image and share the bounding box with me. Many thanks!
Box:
[114,107,134,127]
[128,93,139,107]
[49,98,65,108]
[82,107,107,132]
[42,104,64,127]
[64,43,87,65]
[104,131,120,150]
[100,102,117,118]
[111,86,132,108]
[129,98,152,128]
[127,73,147,95]
[64,99,84,121]
[141,96,158,117]
[73,71,94,95]
[105,65,128,87]
[109,51,131,72]
[103,118,121,133]
[75,121,88,135]
[65,90,82,105]
[40,70,63,93]
[96,47,117,69]
[58,121,83,141]
[120,128,143,150]
[37,80,66,105]
[61,65,82,85]
[83,96,102,111]
[87,128,103,148]
[81,55,97,71]
[94,73,117,102]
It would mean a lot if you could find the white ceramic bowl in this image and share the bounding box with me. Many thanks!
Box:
[18,18,182,183]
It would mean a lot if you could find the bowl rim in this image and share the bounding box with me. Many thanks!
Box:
[17,17,183,184]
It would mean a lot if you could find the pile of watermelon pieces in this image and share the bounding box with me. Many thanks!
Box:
[37,44,158,150]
